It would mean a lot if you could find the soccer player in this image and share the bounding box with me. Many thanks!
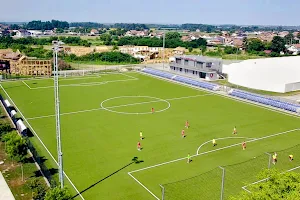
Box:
[272,152,277,165]
[185,120,189,129]
[151,107,154,114]
[137,141,141,151]
[233,126,237,135]
[213,139,217,147]
[289,154,294,161]
[187,153,191,163]
[242,141,246,150]
[181,129,185,138]
[140,131,143,140]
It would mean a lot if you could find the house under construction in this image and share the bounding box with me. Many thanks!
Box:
[0,51,52,76]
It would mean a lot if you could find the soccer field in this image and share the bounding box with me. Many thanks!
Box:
[1,71,300,200]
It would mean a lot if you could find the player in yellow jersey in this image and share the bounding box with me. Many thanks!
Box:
[233,126,237,135]
[289,155,294,161]
[212,139,217,147]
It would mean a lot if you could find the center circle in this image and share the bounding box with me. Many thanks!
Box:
[100,96,171,115]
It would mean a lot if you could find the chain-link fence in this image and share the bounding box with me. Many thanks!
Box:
[161,144,300,200]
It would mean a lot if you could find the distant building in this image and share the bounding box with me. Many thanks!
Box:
[169,55,222,81]
[15,29,31,37]
[90,29,99,35]
[287,44,300,55]
[173,47,187,55]
[0,51,52,76]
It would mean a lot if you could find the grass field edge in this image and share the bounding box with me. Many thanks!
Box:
[0,84,85,200]
[137,71,300,119]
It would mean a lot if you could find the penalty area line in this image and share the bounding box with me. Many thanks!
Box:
[127,128,299,200]
[128,172,160,200]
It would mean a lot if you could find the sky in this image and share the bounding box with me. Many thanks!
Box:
[0,0,299,26]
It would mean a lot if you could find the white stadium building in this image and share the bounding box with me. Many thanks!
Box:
[223,56,300,93]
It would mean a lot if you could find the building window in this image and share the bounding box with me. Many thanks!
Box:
[206,62,212,68]
[196,61,203,68]
[176,58,181,64]
[184,60,189,65]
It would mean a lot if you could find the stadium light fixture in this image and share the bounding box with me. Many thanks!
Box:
[52,40,64,188]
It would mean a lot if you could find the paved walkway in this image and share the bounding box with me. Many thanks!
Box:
[0,172,15,200]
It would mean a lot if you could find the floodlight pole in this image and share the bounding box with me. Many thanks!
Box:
[162,32,165,69]
[53,41,64,188]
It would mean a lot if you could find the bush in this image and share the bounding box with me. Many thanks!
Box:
[28,178,48,200]
[2,132,28,162]
[0,123,12,138]
[44,186,71,200]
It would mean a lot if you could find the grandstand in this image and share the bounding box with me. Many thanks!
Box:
[142,68,300,114]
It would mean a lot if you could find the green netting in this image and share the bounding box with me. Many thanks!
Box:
[163,167,222,200]
[162,144,300,200]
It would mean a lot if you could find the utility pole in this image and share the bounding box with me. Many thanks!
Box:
[52,40,64,188]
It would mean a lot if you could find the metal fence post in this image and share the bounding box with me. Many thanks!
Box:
[160,184,165,200]
[219,166,225,200]
[265,152,272,169]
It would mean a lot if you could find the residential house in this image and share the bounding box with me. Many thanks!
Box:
[90,29,99,36]
[181,35,191,42]
[27,30,43,37]
[232,38,243,48]
[259,32,276,42]
[278,31,289,38]
[15,29,31,37]
[44,30,54,35]
[173,47,187,55]
[287,44,300,55]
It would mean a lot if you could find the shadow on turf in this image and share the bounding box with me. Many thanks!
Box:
[71,157,144,199]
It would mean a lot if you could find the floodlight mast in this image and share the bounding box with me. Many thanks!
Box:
[52,41,64,188]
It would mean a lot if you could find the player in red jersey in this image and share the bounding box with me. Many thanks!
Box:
[137,141,141,151]
[185,120,189,129]
[181,129,185,138]
[242,141,246,150]
[151,107,154,114]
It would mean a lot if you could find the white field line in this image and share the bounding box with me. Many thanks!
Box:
[138,71,300,119]
[128,172,160,200]
[22,81,32,89]
[26,94,213,120]
[129,129,299,175]
[0,84,85,200]
[128,129,299,200]
[242,165,300,193]
[196,136,256,155]
[25,78,138,90]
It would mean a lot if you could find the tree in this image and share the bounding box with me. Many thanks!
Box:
[55,28,64,34]
[230,169,300,200]
[224,46,239,54]
[28,178,47,200]
[188,47,193,52]
[165,32,181,40]
[112,44,119,50]
[44,187,71,200]
[2,132,27,162]
[242,37,248,50]
[284,33,294,45]
[271,36,286,53]
[247,38,265,52]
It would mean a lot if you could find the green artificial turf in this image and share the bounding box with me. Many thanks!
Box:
[0,72,299,200]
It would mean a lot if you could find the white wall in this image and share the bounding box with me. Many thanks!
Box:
[285,82,300,93]
[205,73,218,81]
